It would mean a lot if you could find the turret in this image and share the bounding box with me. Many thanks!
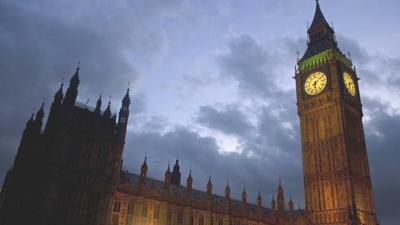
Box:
[186,170,193,195]
[207,176,212,199]
[35,103,45,122]
[53,83,64,105]
[47,83,63,132]
[171,159,181,186]
[257,192,262,208]
[288,197,294,221]
[139,157,147,184]
[94,95,102,114]
[118,88,130,126]
[241,186,247,206]
[289,197,294,211]
[271,194,276,217]
[164,163,172,188]
[103,102,111,118]
[225,181,231,201]
[26,114,34,129]
[115,89,129,150]
[34,103,45,132]
[64,66,80,105]
[277,180,285,219]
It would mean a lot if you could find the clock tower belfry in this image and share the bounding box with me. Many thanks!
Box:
[295,1,378,225]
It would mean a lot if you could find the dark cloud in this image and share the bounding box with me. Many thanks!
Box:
[124,124,304,208]
[196,105,254,137]
[218,35,281,97]
[361,98,400,225]
[336,34,370,64]
[131,92,148,115]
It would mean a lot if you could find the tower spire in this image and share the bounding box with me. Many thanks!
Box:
[164,162,172,188]
[186,170,193,194]
[64,65,80,105]
[225,180,230,199]
[118,88,130,126]
[171,158,181,186]
[103,101,111,118]
[95,95,102,114]
[300,0,337,61]
[309,0,330,30]
[54,82,64,104]
[207,176,212,198]
[140,156,148,184]
[36,103,45,122]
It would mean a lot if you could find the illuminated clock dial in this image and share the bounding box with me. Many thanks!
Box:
[304,72,328,96]
[343,72,357,96]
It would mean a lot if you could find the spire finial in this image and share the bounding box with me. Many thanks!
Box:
[142,155,147,167]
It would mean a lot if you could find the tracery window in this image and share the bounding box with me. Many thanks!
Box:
[189,211,194,225]
[218,217,223,225]
[199,215,204,225]
[113,200,121,213]
[125,201,134,225]
[167,207,172,222]
[112,214,119,225]
[112,200,121,225]
[177,208,183,224]
[141,204,148,217]
[153,206,160,219]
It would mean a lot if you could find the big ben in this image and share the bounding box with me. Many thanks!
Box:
[296,1,379,225]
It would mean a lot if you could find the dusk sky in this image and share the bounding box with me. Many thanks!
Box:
[0,0,399,224]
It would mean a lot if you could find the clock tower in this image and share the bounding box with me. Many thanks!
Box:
[295,1,378,225]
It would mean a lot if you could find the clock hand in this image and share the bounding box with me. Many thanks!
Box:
[315,75,325,83]
[313,75,324,88]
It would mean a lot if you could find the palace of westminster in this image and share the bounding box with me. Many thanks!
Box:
[0,2,379,225]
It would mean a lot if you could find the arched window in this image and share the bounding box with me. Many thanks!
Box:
[153,206,160,219]
[177,208,183,224]
[189,211,194,225]
[112,200,120,225]
[141,204,148,217]
[218,217,223,225]
[125,201,134,225]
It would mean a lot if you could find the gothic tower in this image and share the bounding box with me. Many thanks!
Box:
[171,159,181,186]
[295,1,378,225]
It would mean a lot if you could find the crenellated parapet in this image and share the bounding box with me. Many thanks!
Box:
[114,161,306,225]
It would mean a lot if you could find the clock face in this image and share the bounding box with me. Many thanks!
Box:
[304,72,328,96]
[343,72,356,96]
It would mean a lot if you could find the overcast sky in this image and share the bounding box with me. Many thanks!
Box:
[0,0,399,224]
